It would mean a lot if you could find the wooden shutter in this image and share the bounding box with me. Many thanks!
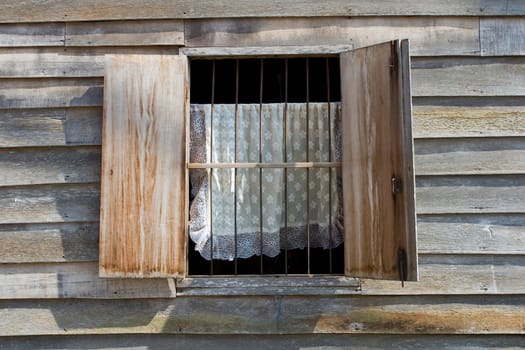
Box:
[341,40,418,281]
[99,55,188,278]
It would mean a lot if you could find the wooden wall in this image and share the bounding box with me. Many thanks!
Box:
[0,1,524,348]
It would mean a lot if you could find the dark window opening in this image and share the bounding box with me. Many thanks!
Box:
[189,57,343,276]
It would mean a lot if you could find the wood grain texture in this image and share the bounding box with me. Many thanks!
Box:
[0,22,64,47]
[0,184,100,224]
[0,47,179,78]
[65,20,183,46]
[481,17,525,56]
[0,295,523,335]
[341,40,417,281]
[416,175,525,214]
[1,58,521,110]
[1,0,524,22]
[185,17,480,56]
[414,137,525,175]
[0,78,103,109]
[182,45,354,58]
[0,256,523,298]
[0,262,176,299]
[0,147,101,186]
[2,103,523,148]
[417,214,525,255]
[100,55,188,278]
[361,255,525,295]
[411,57,525,96]
[0,107,102,147]
[2,176,522,225]
[1,214,524,264]
[413,100,525,138]
[2,334,525,350]
[0,222,99,263]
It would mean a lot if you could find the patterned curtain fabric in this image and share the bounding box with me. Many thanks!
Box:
[190,103,344,261]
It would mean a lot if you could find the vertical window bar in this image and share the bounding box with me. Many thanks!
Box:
[234,59,240,275]
[306,58,311,275]
[209,60,216,275]
[284,58,289,275]
[259,59,264,274]
[326,58,333,274]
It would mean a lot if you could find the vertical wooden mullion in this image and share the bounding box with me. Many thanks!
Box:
[234,59,239,275]
[209,60,215,275]
[259,58,264,274]
[306,58,311,275]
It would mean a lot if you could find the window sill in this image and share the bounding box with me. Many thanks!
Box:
[175,276,361,296]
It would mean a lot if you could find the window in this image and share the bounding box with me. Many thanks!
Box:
[98,40,418,284]
[188,57,344,275]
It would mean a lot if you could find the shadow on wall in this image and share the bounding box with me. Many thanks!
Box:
[1,333,525,349]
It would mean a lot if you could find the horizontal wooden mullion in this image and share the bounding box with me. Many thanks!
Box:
[188,162,341,169]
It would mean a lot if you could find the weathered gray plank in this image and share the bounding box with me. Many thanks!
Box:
[481,17,525,56]
[2,334,525,350]
[5,138,523,188]
[0,107,102,147]
[0,58,522,109]
[414,137,525,175]
[413,99,525,138]
[0,222,99,263]
[416,175,525,214]
[2,176,523,225]
[0,256,523,298]
[185,17,480,56]
[0,262,176,299]
[182,45,354,58]
[418,214,525,255]
[361,255,525,295]
[65,20,183,46]
[2,103,523,148]
[0,78,102,109]
[0,47,179,78]
[2,214,524,264]
[0,295,523,335]
[0,147,101,186]
[412,57,525,96]
[0,264,356,298]
[1,0,525,23]
[0,22,64,47]
[0,184,100,224]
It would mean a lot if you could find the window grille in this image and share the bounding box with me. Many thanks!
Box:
[188,57,344,275]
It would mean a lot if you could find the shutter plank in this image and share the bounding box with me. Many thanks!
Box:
[99,55,187,278]
[341,40,417,281]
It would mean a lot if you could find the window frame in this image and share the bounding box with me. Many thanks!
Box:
[99,41,417,293]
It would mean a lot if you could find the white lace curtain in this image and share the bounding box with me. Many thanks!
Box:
[189,103,344,261]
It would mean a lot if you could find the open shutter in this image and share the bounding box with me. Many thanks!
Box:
[341,40,418,281]
[99,55,188,278]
